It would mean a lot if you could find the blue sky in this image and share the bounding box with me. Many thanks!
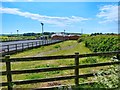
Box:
[0,2,118,34]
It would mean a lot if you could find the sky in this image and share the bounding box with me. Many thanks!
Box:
[0,1,119,34]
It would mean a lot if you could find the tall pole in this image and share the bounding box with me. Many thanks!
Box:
[64,30,65,41]
[81,28,83,35]
[41,23,44,45]
[11,32,12,36]
[64,30,65,35]
[17,30,19,37]
[41,23,44,39]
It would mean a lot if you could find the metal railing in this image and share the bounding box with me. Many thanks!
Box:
[1,40,62,56]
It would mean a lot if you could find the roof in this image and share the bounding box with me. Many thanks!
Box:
[51,34,81,37]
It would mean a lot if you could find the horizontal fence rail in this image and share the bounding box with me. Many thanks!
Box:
[1,51,120,90]
[1,65,76,75]
[1,61,120,76]
[1,40,62,56]
[1,51,119,62]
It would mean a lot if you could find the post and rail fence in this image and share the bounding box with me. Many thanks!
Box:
[1,40,62,57]
[0,51,120,90]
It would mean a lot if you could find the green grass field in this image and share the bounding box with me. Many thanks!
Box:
[1,40,112,88]
[11,40,91,58]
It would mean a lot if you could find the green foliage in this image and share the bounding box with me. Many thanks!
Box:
[0,36,8,41]
[94,65,119,88]
[1,36,36,42]
[54,45,61,49]
[78,35,120,52]
[77,34,90,43]
[77,38,83,43]
[54,83,107,90]
[25,73,45,79]
[81,34,90,37]
[34,64,58,68]
[81,57,98,64]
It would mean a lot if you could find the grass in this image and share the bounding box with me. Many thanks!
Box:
[1,40,113,89]
[46,42,92,56]
[11,40,77,58]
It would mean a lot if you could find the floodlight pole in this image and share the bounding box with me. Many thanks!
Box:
[17,30,19,37]
[41,22,44,45]
[41,23,44,38]
[64,30,65,41]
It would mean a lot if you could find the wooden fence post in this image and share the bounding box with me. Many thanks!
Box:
[75,52,79,87]
[5,55,13,90]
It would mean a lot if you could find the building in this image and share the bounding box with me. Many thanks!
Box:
[51,34,80,40]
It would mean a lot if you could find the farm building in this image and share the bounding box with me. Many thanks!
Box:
[51,34,80,40]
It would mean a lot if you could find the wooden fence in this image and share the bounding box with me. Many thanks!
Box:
[0,51,120,90]
[1,40,62,56]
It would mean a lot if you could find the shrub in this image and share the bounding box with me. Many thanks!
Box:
[54,45,61,49]
[79,35,120,52]
[77,38,83,43]
[81,57,98,64]
[93,65,119,88]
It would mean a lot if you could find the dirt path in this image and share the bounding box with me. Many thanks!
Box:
[34,43,78,57]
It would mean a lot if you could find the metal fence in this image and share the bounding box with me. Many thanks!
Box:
[1,40,62,56]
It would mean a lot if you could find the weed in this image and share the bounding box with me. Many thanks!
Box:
[80,57,98,64]
[53,45,61,49]
[25,73,45,79]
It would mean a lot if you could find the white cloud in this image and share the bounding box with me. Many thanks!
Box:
[0,7,89,26]
[97,5,118,23]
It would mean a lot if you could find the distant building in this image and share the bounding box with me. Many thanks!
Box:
[68,35,80,40]
[51,33,80,40]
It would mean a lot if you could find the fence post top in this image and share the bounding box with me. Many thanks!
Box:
[75,52,79,55]
[5,55,10,59]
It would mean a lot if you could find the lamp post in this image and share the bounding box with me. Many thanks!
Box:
[11,32,12,36]
[81,28,83,35]
[64,30,65,40]
[41,22,44,45]
[64,30,65,35]
[17,30,19,37]
[41,23,44,39]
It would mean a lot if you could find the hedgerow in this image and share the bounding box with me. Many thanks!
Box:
[78,35,120,52]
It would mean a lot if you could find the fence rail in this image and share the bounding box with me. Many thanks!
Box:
[1,40,62,56]
[1,51,120,90]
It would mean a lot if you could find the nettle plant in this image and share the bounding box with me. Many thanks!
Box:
[93,65,119,88]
